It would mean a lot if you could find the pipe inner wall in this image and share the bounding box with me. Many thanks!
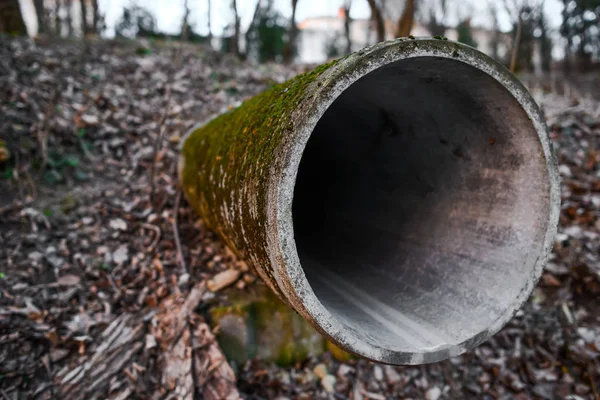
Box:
[292,56,552,359]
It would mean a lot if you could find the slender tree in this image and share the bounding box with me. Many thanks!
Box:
[504,0,542,73]
[488,2,500,60]
[79,0,88,35]
[343,0,352,54]
[55,0,62,36]
[33,0,49,35]
[66,0,73,36]
[181,0,191,40]
[283,0,299,63]
[457,17,477,47]
[396,0,415,37]
[510,8,522,72]
[423,0,447,37]
[207,0,212,42]
[366,0,385,42]
[0,0,28,35]
[91,0,99,33]
[231,0,240,55]
[538,4,552,72]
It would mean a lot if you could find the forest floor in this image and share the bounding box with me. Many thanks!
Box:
[1,37,600,400]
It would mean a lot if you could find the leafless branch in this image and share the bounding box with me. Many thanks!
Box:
[173,188,188,274]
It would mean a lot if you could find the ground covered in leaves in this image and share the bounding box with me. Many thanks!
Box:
[1,37,600,400]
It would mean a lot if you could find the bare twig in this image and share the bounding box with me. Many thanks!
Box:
[37,87,58,171]
[149,85,172,204]
[172,188,187,274]
[141,223,162,251]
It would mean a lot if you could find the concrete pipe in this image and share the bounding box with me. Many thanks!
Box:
[179,38,560,365]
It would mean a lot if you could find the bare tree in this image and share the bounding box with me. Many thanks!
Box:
[79,0,88,35]
[66,0,73,36]
[55,0,62,36]
[422,0,447,37]
[343,0,352,54]
[283,0,299,63]
[181,0,191,40]
[505,0,523,72]
[0,0,28,35]
[504,0,541,72]
[488,2,500,59]
[207,0,212,42]
[91,0,99,34]
[396,0,415,37]
[367,0,385,42]
[33,0,49,35]
[231,0,240,55]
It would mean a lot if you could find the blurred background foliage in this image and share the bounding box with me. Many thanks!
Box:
[1,0,599,71]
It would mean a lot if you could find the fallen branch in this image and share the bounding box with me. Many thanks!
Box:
[172,188,187,274]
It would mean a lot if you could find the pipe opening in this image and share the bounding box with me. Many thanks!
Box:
[292,57,551,356]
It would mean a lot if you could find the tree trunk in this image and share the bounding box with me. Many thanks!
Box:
[0,0,28,35]
[396,0,415,37]
[510,14,522,73]
[207,0,212,43]
[91,0,98,34]
[65,0,73,36]
[231,0,240,56]
[343,0,352,54]
[283,0,299,63]
[366,0,385,42]
[181,0,190,41]
[55,0,61,36]
[33,0,48,35]
[79,0,88,35]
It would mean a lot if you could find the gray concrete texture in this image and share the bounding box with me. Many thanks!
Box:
[182,38,560,365]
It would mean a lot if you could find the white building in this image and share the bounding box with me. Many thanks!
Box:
[296,8,511,64]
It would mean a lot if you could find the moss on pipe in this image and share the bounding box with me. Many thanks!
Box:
[180,38,560,365]
[181,60,339,297]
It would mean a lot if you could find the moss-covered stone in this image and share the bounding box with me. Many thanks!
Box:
[210,284,352,366]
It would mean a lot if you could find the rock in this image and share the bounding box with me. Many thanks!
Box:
[209,284,325,366]
[426,386,442,400]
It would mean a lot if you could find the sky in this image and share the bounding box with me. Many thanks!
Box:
[18,0,564,39]
[97,0,565,38]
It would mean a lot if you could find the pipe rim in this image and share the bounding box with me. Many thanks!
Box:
[269,38,560,365]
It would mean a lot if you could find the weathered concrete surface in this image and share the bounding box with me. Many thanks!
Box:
[180,38,560,365]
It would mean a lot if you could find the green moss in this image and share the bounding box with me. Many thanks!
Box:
[181,58,339,292]
[60,194,77,214]
[210,284,326,366]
